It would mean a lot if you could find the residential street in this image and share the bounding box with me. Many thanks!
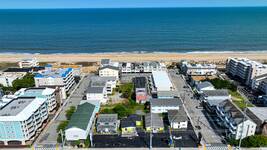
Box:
[168,70,224,145]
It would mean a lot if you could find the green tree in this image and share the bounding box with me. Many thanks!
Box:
[65,106,76,120]
[113,104,130,118]
[228,135,267,147]
[56,120,69,143]
[12,73,35,91]
[204,78,237,91]
[101,108,114,114]
[118,83,133,99]
[56,120,69,132]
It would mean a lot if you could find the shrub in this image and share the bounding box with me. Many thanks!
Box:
[113,104,131,118]
[12,73,35,91]
[228,135,267,147]
[204,78,237,91]
[65,106,76,120]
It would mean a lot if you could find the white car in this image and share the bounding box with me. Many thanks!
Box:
[173,136,182,140]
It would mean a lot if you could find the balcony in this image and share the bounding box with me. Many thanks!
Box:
[229,127,236,134]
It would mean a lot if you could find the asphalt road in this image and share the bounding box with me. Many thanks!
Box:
[93,132,170,148]
[168,69,224,145]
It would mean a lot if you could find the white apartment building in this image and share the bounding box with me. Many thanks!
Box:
[150,98,182,113]
[151,71,176,98]
[15,88,57,113]
[90,76,117,95]
[0,97,48,146]
[18,58,39,68]
[251,73,267,90]
[99,66,120,79]
[34,65,75,99]
[143,61,166,73]
[0,95,17,108]
[168,108,188,129]
[226,58,267,86]
[0,72,26,87]
[86,86,108,104]
[120,61,166,73]
[215,100,256,140]
[181,61,217,76]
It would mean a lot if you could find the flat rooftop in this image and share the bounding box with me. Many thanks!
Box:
[35,68,72,78]
[0,97,35,116]
[152,71,173,91]
[16,88,55,98]
[0,72,26,78]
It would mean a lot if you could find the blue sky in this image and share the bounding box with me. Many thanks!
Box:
[1,0,267,9]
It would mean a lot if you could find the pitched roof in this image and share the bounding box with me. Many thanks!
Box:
[202,89,229,97]
[90,76,116,87]
[67,103,95,130]
[157,91,179,98]
[97,114,118,123]
[99,65,119,71]
[150,98,182,107]
[145,113,164,128]
[218,100,251,124]
[247,107,267,124]
[134,77,146,88]
[86,86,104,94]
[101,59,111,65]
[168,108,188,123]
[197,81,214,90]
[121,114,142,128]
[121,118,136,128]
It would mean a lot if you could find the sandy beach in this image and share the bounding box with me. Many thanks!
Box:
[0,52,267,63]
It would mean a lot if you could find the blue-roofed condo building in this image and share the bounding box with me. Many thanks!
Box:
[0,97,48,146]
[34,65,75,99]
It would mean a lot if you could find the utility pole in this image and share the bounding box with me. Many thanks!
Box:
[60,129,64,150]
[149,109,153,149]
[238,102,248,149]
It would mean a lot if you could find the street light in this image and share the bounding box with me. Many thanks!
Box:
[238,102,248,149]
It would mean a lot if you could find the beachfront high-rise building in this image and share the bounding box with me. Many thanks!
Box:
[226,58,267,86]
[34,65,75,99]
[18,58,39,68]
[0,97,48,146]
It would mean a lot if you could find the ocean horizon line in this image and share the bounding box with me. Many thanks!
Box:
[1,6,267,10]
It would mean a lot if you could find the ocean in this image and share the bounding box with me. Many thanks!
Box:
[0,7,267,54]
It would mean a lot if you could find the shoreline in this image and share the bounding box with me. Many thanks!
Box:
[1,50,267,55]
[0,52,267,63]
